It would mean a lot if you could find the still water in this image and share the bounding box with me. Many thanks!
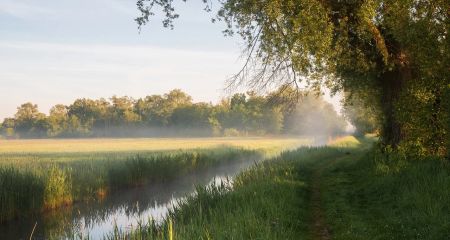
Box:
[0,160,256,239]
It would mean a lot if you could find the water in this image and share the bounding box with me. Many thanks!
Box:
[0,160,255,239]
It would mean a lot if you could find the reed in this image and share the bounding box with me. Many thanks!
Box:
[0,147,261,223]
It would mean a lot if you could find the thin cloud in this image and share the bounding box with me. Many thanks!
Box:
[0,40,241,119]
[0,1,54,19]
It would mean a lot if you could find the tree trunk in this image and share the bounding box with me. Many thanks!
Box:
[444,86,450,160]
[379,64,411,148]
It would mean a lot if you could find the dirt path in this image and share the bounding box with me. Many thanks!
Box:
[309,162,332,240]
[308,154,350,239]
[308,154,349,240]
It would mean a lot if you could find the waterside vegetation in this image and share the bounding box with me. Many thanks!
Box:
[107,136,450,239]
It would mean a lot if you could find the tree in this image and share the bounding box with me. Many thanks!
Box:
[169,103,215,136]
[110,96,140,126]
[47,104,69,137]
[137,0,449,155]
[136,94,167,126]
[66,115,87,137]
[68,99,100,130]
[1,118,16,138]
[263,107,284,135]
[91,98,112,135]
[1,89,348,139]
[14,102,47,137]
[220,94,248,132]
[165,89,193,108]
[342,92,380,136]
[217,92,284,135]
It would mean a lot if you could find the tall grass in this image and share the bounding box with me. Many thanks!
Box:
[105,146,348,239]
[107,136,450,240]
[0,148,261,223]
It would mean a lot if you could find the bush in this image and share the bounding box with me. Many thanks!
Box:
[223,128,241,137]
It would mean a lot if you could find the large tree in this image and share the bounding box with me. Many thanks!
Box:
[14,102,47,137]
[136,0,449,155]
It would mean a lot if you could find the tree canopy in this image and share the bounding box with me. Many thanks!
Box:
[136,0,449,157]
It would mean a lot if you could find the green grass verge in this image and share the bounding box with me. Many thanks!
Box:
[107,146,348,239]
[322,145,450,240]
[111,136,450,240]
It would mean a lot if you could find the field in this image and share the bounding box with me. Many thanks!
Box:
[3,136,446,239]
[0,137,309,154]
[0,137,310,223]
[110,136,450,240]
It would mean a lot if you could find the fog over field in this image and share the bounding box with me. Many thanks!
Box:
[0,1,447,239]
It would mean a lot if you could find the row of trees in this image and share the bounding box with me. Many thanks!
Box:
[1,89,347,138]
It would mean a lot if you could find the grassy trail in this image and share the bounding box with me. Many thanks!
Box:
[309,156,335,240]
[111,143,355,239]
[106,136,450,239]
[308,151,365,240]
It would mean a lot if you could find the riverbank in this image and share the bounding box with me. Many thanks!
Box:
[1,137,310,223]
[0,148,261,223]
[0,156,258,239]
[114,136,450,239]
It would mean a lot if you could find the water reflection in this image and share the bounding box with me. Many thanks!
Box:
[0,160,255,240]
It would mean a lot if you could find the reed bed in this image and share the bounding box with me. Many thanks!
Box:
[0,147,262,223]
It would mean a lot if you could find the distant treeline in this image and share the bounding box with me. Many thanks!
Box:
[1,88,346,138]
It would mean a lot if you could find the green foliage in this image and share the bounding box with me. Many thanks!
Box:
[396,79,450,156]
[342,91,381,135]
[43,166,72,209]
[223,128,241,137]
[446,85,450,159]
[0,148,259,223]
[322,146,450,239]
[13,102,47,138]
[111,137,450,239]
[107,146,343,239]
[47,104,69,137]
[1,89,346,138]
[136,0,449,156]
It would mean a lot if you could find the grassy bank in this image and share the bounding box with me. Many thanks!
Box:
[0,148,261,223]
[0,137,309,223]
[111,136,450,239]
[321,145,450,239]
[107,143,350,239]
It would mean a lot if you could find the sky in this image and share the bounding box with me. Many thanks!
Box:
[0,0,342,120]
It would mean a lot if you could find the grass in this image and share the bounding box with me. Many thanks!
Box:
[0,148,262,223]
[327,135,362,148]
[109,136,450,240]
[0,137,308,154]
[321,145,450,239]
[107,144,350,239]
[0,137,308,223]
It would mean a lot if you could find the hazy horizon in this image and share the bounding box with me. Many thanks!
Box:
[0,0,342,120]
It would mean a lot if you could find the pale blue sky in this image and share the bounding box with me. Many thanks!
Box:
[0,0,341,120]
